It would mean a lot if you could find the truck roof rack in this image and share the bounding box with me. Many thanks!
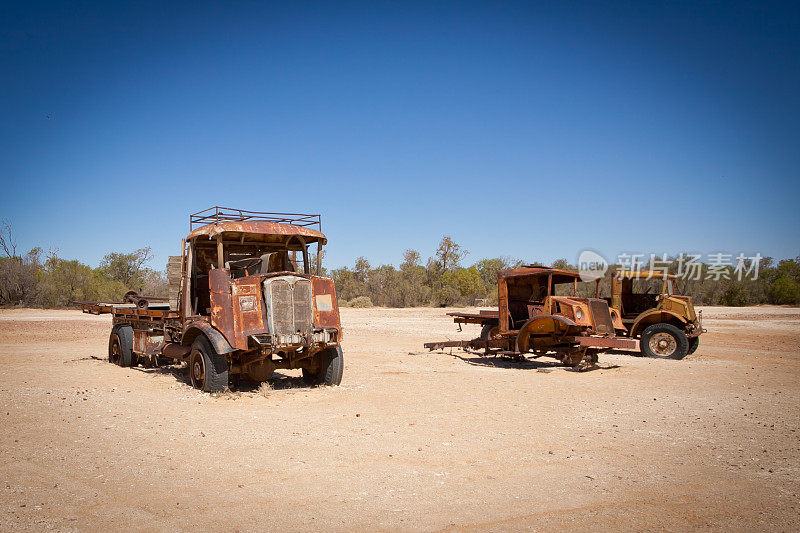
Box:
[190,207,322,232]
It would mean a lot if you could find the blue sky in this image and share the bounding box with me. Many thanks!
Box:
[1,1,798,271]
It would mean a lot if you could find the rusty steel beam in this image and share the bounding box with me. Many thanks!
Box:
[424,338,507,351]
[573,336,639,350]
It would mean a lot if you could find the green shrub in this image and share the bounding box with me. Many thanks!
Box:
[768,277,800,305]
[719,284,748,306]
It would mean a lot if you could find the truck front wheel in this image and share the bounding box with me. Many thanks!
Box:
[640,323,689,360]
[109,326,134,367]
[302,346,343,386]
[188,336,229,392]
[688,336,700,355]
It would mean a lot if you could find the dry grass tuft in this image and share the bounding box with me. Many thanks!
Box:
[210,387,241,400]
[256,381,273,397]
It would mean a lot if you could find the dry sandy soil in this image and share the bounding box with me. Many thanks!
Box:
[0,306,798,531]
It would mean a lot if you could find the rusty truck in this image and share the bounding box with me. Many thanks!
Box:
[609,270,705,359]
[424,266,637,370]
[79,207,343,392]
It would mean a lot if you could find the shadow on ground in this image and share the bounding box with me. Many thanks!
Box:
[79,353,317,394]
[421,350,620,372]
[132,363,312,393]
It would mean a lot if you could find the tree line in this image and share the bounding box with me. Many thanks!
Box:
[330,238,800,308]
[0,220,167,307]
[1,220,798,308]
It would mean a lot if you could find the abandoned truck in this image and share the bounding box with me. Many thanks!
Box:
[79,207,343,392]
[609,270,705,359]
[424,266,637,370]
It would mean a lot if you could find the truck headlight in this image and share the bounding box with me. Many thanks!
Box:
[575,308,582,320]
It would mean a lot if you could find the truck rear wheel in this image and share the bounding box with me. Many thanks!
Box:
[480,323,499,341]
[108,326,134,367]
[640,323,689,360]
[302,346,343,386]
[188,336,229,392]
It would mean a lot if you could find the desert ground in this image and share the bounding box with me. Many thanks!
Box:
[0,306,798,531]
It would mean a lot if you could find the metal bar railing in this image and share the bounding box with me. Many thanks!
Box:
[189,206,322,231]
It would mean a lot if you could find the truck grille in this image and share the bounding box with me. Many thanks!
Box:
[588,299,614,336]
[263,276,314,337]
[293,279,313,334]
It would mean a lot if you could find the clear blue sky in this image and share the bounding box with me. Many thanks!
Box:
[1,1,798,271]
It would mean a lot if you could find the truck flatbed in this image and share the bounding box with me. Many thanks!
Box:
[446,310,499,325]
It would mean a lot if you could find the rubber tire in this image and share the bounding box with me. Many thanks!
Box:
[480,323,499,341]
[687,336,700,355]
[189,336,229,392]
[109,325,135,367]
[640,323,689,360]
[303,346,344,386]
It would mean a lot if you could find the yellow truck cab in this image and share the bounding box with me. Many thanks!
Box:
[610,270,705,359]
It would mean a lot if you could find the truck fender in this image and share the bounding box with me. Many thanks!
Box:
[631,310,688,338]
[515,315,577,353]
[181,321,235,354]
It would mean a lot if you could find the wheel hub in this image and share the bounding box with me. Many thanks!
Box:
[110,339,120,364]
[191,353,205,387]
[649,332,677,356]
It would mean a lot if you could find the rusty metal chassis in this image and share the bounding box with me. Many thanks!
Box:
[238,345,322,373]
[424,333,635,357]
[447,311,640,354]
[107,310,327,373]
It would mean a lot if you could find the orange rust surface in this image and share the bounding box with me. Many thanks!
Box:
[209,269,237,348]
[187,221,326,244]
[232,282,265,340]
[312,277,341,333]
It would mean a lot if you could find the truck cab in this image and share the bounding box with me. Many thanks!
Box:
[498,267,625,336]
[175,208,343,390]
[609,270,704,359]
